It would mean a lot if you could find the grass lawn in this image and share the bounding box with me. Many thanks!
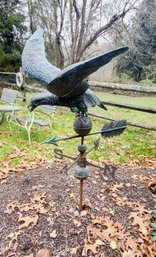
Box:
[0,91,156,174]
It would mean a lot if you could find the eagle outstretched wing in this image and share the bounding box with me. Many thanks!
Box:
[22,27,128,98]
[47,46,128,98]
[22,27,61,86]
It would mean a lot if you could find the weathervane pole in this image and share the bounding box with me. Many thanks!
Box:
[80,136,84,211]
[74,135,89,212]
[79,180,84,211]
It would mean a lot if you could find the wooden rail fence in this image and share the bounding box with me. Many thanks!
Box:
[89,81,156,94]
[0,72,156,131]
[89,113,156,131]
[103,101,156,114]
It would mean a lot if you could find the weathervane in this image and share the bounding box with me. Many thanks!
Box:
[22,27,128,211]
[45,117,127,211]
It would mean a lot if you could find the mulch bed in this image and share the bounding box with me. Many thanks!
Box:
[0,161,155,257]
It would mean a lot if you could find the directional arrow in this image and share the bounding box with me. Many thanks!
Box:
[44,120,127,144]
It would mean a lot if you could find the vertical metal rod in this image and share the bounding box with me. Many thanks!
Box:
[81,136,84,145]
[79,180,84,211]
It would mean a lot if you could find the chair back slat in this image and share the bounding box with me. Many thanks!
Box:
[1,88,18,104]
[39,105,57,114]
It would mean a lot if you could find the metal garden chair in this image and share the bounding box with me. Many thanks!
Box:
[9,104,57,144]
[0,88,22,125]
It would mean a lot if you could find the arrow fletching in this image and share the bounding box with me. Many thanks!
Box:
[44,134,58,144]
[101,120,127,138]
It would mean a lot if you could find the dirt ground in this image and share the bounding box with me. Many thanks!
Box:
[0,160,156,257]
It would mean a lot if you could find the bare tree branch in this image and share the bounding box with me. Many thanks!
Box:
[80,5,135,59]
[25,0,138,66]
[76,0,87,58]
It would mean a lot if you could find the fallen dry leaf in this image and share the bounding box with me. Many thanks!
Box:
[111,194,126,207]
[31,193,46,203]
[16,172,26,177]
[36,205,48,215]
[109,208,115,216]
[5,201,19,214]
[80,210,87,216]
[92,217,103,225]
[8,231,22,248]
[36,249,52,257]
[0,141,6,147]
[85,199,92,208]
[132,203,150,216]
[82,238,105,256]
[110,240,117,249]
[32,185,45,190]
[69,192,76,198]
[85,216,154,256]
[20,204,34,212]
[9,147,25,159]
[5,193,49,216]
[0,156,53,181]
[90,218,117,242]
[110,183,123,192]
[18,215,38,229]
[70,246,79,254]
[102,207,109,212]
[146,180,156,194]
[82,243,97,255]
[129,212,148,235]
[50,230,57,238]
[124,236,139,252]
[97,194,106,201]
[73,219,81,227]
[95,239,105,246]
[122,249,136,257]
[132,174,153,181]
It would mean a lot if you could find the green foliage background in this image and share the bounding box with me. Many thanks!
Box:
[0,0,26,71]
[115,0,156,83]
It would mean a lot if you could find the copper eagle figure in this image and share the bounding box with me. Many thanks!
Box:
[22,28,128,114]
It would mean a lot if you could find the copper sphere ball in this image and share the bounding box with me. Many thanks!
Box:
[73,115,92,136]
